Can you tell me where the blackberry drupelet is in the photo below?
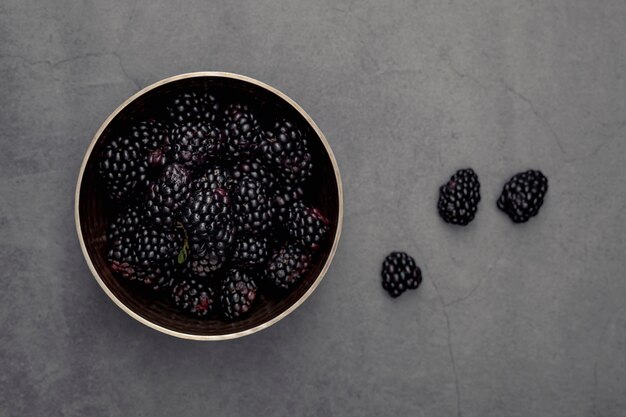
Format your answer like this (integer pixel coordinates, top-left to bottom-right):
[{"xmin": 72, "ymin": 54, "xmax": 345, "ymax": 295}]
[
  {"xmin": 265, "ymin": 244, "xmax": 311, "ymax": 290},
  {"xmin": 167, "ymin": 92, "xmax": 219, "ymax": 125},
  {"xmin": 172, "ymin": 280, "xmax": 215, "ymax": 317},
  {"xmin": 146, "ymin": 163, "xmax": 191, "ymax": 226},
  {"xmin": 168, "ymin": 122, "xmax": 223, "ymax": 166},
  {"xmin": 220, "ymin": 269, "xmax": 258, "ymax": 320},
  {"xmin": 230, "ymin": 176, "xmax": 274, "ymax": 234},
  {"xmin": 437, "ymin": 168, "xmax": 481, "ymax": 226},
  {"xmin": 130, "ymin": 120, "xmax": 170, "ymax": 167},
  {"xmin": 259, "ymin": 119, "xmax": 313, "ymax": 184},
  {"xmin": 223, "ymin": 104, "xmax": 263, "ymax": 157},
  {"xmin": 497, "ymin": 170, "xmax": 548, "ymax": 223},
  {"xmin": 181, "ymin": 187, "xmax": 234, "ymax": 272},
  {"xmin": 381, "ymin": 252, "xmax": 422, "ymax": 298},
  {"xmin": 98, "ymin": 136, "xmax": 149, "ymax": 200},
  {"xmin": 232, "ymin": 235, "xmax": 270, "ymax": 268},
  {"xmin": 286, "ymin": 201, "xmax": 329, "ymax": 250}
]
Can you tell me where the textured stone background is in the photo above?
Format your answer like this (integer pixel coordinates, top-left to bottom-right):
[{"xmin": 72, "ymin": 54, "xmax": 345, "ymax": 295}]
[{"xmin": 1, "ymin": 1, "xmax": 626, "ymax": 416}]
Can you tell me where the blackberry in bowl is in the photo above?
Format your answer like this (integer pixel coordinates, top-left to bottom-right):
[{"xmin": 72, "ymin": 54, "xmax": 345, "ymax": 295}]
[{"xmin": 75, "ymin": 72, "xmax": 343, "ymax": 340}]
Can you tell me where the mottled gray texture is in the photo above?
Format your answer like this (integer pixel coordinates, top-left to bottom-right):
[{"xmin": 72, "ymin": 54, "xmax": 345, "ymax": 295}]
[{"xmin": 1, "ymin": 0, "xmax": 626, "ymax": 416}]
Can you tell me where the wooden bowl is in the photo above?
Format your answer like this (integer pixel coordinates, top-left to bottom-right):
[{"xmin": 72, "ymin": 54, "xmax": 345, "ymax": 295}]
[{"xmin": 75, "ymin": 72, "xmax": 343, "ymax": 340}]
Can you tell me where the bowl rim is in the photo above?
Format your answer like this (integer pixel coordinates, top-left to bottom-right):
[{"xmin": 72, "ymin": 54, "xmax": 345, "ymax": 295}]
[{"xmin": 74, "ymin": 71, "xmax": 343, "ymax": 341}]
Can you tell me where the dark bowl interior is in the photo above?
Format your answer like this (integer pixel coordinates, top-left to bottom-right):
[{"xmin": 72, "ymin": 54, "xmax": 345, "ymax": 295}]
[{"xmin": 78, "ymin": 74, "xmax": 341, "ymax": 338}]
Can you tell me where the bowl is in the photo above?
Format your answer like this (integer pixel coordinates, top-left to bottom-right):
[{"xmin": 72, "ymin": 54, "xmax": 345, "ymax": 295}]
[{"xmin": 75, "ymin": 72, "xmax": 343, "ymax": 340}]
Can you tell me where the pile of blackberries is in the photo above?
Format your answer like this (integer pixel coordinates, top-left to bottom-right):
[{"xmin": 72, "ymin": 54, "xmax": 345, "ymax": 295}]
[{"xmin": 99, "ymin": 91, "xmax": 330, "ymax": 320}]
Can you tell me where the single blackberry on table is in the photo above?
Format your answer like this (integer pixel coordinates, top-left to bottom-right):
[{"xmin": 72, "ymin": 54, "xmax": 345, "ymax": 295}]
[
  {"xmin": 286, "ymin": 201, "xmax": 329, "ymax": 250},
  {"xmin": 167, "ymin": 92, "xmax": 219, "ymax": 125},
  {"xmin": 230, "ymin": 159, "xmax": 275, "ymax": 190},
  {"xmin": 265, "ymin": 244, "xmax": 311, "ymax": 290},
  {"xmin": 273, "ymin": 185, "xmax": 304, "ymax": 223},
  {"xmin": 223, "ymin": 104, "xmax": 263, "ymax": 157},
  {"xmin": 168, "ymin": 122, "xmax": 223, "ymax": 166},
  {"xmin": 381, "ymin": 252, "xmax": 422, "ymax": 298},
  {"xmin": 497, "ymin": 170, "xmax": 548, "ymax": 223},
  {"xmin": 232, "ymin": 235, "xmax": 270, "ymax": 268},
  {"xmin": 192, "ymin": 165, "xmax": 231, "ymax": 192},
  {"xmin": 130, "ymin": 120, "xmax": 170, "ymax": 167},
  {"xmin": 133, "ymin": 223, "xmax": 184, "ymax": 290},
  {"xmin": 220, "ymin": 269, "xmax": 258, "ymax": 320},
  {"xmin": 98, "ymin": 136, "xmax": 149, "ymax": 200},
  {"xmin": 181, "ymin": 187, "xmax": 234, "ymax": 272},
  {"xmin": 230, "ymin": 176, "xmax": 274, "ymax": 234},
  {"xmin": 146, "ymin": 163, "xmax": 191, "ymax": 226},
  {"xmin": 172, "ymin": 279, "xmax": 215, "ymax": 317},
  {"xmin": 107, "ymin": 205, "xmax": 145, "ymax": 280},
  {"xmin": 259, "ymin": 119, "xmax": 313, "ymax": 184},
  {"xmin": 437, "ymin": 168, "xmax": 481, "ymax": 226}
]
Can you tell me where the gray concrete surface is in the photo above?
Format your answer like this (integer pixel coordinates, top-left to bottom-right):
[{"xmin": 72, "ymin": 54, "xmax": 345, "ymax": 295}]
[{"xmin": 1, "ymin": 0, "xmax": 626, "ymax": 416}]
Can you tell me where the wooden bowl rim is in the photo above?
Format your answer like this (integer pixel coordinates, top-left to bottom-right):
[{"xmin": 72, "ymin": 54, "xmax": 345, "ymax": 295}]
[{"xmin": 74, "ymin": 71, "xmax": 344, "ymax": 341}]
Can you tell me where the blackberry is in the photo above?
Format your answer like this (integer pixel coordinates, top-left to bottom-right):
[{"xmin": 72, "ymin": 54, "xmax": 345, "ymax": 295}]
[
  {"xmin": 265, "ymin": 244, "xmax": 311, "ymax": 290},
  {"xmin": 192, "ymin": 165, "xmax": 231, "ymax": 192},
  {"xmin": 108, "ymin": 235, "xmax": 136, "ymax": 280},
  {"xmin": 146, "ymin": 164, "xmax": 191, "ymax": 226},
  {"xmin": 133, "ymin": 224, "xmax": 184, "ymax": 290},
  {"xmin": 182, "ymin": 187, "xmax": 232, "ymax": 241},
  {"xmin": 98, "ymin": 136, "xmax": 149, "ymax": 200},
  {"xmin": 107, "ymin": 206, "xmax": 183, "ymax": 290},
  {"xmin": 381, "ymin": 252, "xmax": 422, "ymax": 298},
  {"xmin": 273, "ymin": 185, "xmax": 304, "ymax": 223},
  {"xmin": 138, "ymin": 262, "xmax": 178, "ymax": 290},
  {"xmin": 230, "ymin": 159, "xmax": 275, "ymax": 190},
  {"xmin": 107, "ymin": 204, "xmax": 144, "ymax": 246},
  {"xmin": 168, "ymin": 122, "xmax": 223, "ymax": 166},
  {"xmin": 107, "ymin": 205, "xmax": 144, "ymax": 280},
  {"xmin": 130, "ymin": 120, "xmax": 169, "ymax": 167},
  {"xmin": 223, "ymin": 104, "xmax": 263, "ymax": 157},
  {"xmin": 172, "ymin": 280, "xmax": 215, "ymax": 317},
  {"xmin": 437, "ymin": 168, "xmax": 481, "ymax": 226},
  {"xmin": 167, "ymin": 92, "xmax": 219, "ymax": 125},
  {"xmin": 232, "ymin": 235, "xmax": 270, "ymax": 268},
  {"xmin": 259, "ymin": 120, "xmax": 313, "ymax": 184},
  {"xmin": 181, "ymin": 188, "xmax": 234, "ymax": 272},
  {"xmin": 187, "ymin": 254, "xmax": 218, "ymax": 279},
  {"xmin": 231, "ymin": 176, "xmax": 274, "ymax": 234},
  {"xmin": 497, "ymin": 170, "xmax": 548, "ymax": 223},
  {"xmin": 220, "ymin": 269, "xmax": 258, "ymax": 320},
  {"xmin": 286, "ymin": 202, "xmax": 329, "ymax": 250}
]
